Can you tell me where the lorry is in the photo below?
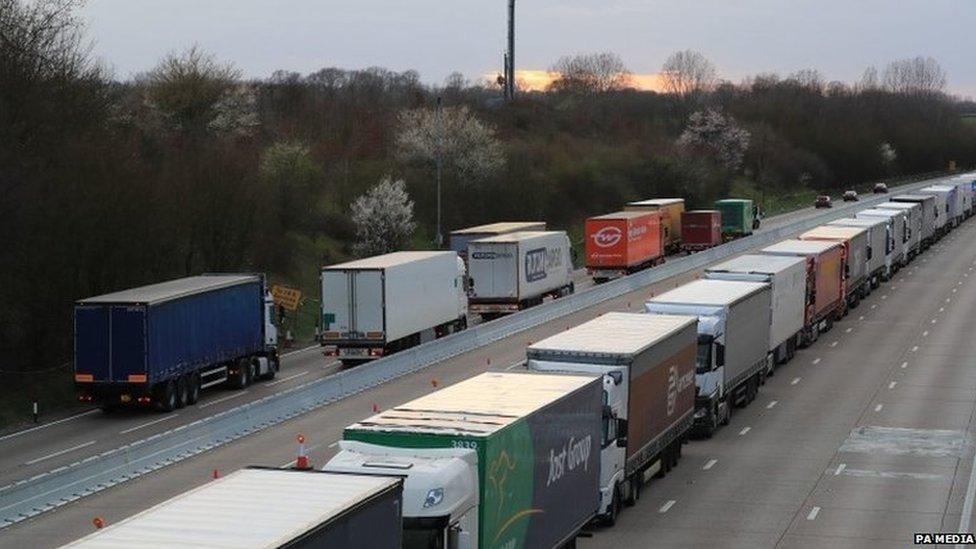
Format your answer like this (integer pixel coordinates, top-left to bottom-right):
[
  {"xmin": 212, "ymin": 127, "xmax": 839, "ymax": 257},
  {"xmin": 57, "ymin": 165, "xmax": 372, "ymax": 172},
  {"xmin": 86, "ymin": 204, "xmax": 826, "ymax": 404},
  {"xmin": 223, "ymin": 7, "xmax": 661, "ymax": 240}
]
[
  {"xmin": 920, "ymin": 185, "xmax": 958, "ymax": 230},
  {"xmin": 761, "ymin": 239, "xmax": 846, "ymax": 343},
  {"xmin": 624, "ymin": 198, "xmax": 685, "ymax": 253},
  {"xmin": 449, "ymin": 222, "xmax": 547, "ymax": 261},
  {"xmin": 713, "ymin": 198, "xmax": 760, "ymax": 239},
  {"xmin": 954, "ymin": 178, "xmax": 973, "ymax": 219},
  {"xmin": 324, "ymin": 372, "xmax": 602, "ymax": 549},
  {"xmin": 800, "ymin": 225, "xmax": 871, "ymax": 307},
  {"xmin": 584, "ymin": 210, "xmax": 664, "ymax": 282},
  {"xmin": 467, "ymin": 231, "xmax": 574, "ymax": 319},
  {"xmin": 680, "ymin": 210, "xmax": 723, "ymax": 252},
  {"xmin": 320, "ymin": 251, "xmax": 468, "ymax": 364},
  {"xmin": 645, "ymin": 280, "xmax": 772, "ymax": 437},
  {"xmin": 875, "ymin": 201, "xmax": 923, "ymax": 260},
  {"xmin": 891, "ymin": 194, "xmax": 938, "ymax": 247},
  {"xmin": 704, "ymin": 254, "xmax": 807, "ymax": 365},
  {"xmin": 64, "ymin": 468, "xmax": 404, "ymax": 549},
  {"xmin": 525, "ymin": 312, "xmax": 696, "ymax": 524},
  {"xmin": 828, "ymin": 216, "xmax": 891, "ymax": 284},
  {"xmin": 856, "ymin": 208, "xmax": 909, "ymax": 270},
  {"xmin": 74, "ymin": 274, "xmax": 278, "ymax": 413}
]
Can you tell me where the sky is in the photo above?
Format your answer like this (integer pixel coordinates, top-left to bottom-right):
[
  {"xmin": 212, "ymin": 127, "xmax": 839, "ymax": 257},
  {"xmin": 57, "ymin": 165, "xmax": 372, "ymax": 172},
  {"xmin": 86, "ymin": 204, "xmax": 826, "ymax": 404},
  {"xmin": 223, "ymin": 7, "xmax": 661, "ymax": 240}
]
[{"xmin": 82, "ymin": 0, "xmax": 975, "ymax": 97}]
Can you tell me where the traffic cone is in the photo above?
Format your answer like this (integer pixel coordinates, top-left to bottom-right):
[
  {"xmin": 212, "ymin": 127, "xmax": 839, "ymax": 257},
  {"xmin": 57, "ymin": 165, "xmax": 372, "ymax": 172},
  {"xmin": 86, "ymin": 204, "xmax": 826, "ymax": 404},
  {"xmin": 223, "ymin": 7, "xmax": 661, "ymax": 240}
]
[
  {"xmin": 294, "ymin": 434, "xmax": 311, "ymax": 470},
  {"xmin": 372, "ymin": 403, "xmax": 380, "ymax": 413},
  {"xmin": 212, "ymin": 469, "xmax": 220, "ymax": 479},
  {"xmin": 93, "ymin": 517, "xmax": 105, "ymax": 529},
  {"xmin": 431, "ymin": 379, "xmax": 439, "ymax": 388}
]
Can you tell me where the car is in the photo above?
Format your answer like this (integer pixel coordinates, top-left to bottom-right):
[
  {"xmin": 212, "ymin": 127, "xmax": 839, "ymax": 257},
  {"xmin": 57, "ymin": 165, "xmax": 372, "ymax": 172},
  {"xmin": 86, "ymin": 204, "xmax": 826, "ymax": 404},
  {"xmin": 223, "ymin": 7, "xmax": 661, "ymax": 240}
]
[
  {"xmin": 843, "ymin": 190, "xmax": 859, "ymax": 202},
  {"xmin": 873, "ymin": 182, "xmax": 889, "ymax": 194},
  {"xmin": 815, "ymin": 195, "xmax": 832, "ymax": 208}
]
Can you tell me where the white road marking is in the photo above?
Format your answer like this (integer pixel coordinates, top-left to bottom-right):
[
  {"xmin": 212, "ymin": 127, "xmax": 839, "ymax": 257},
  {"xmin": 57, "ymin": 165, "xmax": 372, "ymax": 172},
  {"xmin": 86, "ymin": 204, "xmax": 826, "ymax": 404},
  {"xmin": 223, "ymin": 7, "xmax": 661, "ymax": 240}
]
[
  {"xmin": 875, "ymin": 404, "xmax": 884, "ymax": 412},
  {"xmin": 281, "ymin": 345, "xmax": 320, "ymax": 358},
  {"xmin": 923, "ymin": 331, "xmax": 929, "ymax": 337},
  {"xmin": 901, "ymin": 362, "xmax": 908, "ymax": 369},
  {"xmin": 199, "ymin": 391, "xmax": 249, "ymax": 409},
  {"xmin": 939, "ymin": 307, "xmax": 944, "ymax": 313},
  {"xmin": 119, "ymin": 414, "xmax": 179, "ymax": 435},
  {"xmin": 24, "ymin": 440, "xmax": 96, "ymax": 465},
  {"xmin": 739, "ymin": 426, "xmax": 751, "ymax": 436},
  {"xmin": 703, "ymin": 459, "xmax": 717, "ymax": 470},
  {"xmin": 953, "ymin": 288, "xmax": 958, "ymax": 293},
  {"xmin": 807, "ymin": 506, "xmax": 821, "ymax": 520},
  {"xmin": 889, "ymin": 381, "xmax": 897, "ymax": 390},
  {"xmin": 881, "ymin": 295, "xmax": 887, "ymax": 300},
  {"xmin": 328, "ymin": 441, "xmax": 339, "ymax": 449},
  {"xmin": 505, "ymin": 361, "xmax": 526, "ymax": 371},
  {"xmin": 871, "ymin": 304, "xmax": 877, "ymax": 309},
  {"xmin": 931, "ymin": 319, "xmax": 937, "ymax": 324},
  {"xmin": 659, "ymin": 500, "xmax": 676, "ymax": 513},
  {"xmin": 791, "ymin": 377, "xmax": 801, "ymax": 385},
  {"xmin": 946, "ymin": 298, "xmax": 951, "ymax": 303},
  {"xmin": 834, "ymin": 463, "xmax": 847, "ymax": 476},
  {"xmin": 813, "ymin": 358, "xmax": 822, "ymax": 364},
  {"xmin": 767, "ymin": 400, "xmax": 778, "ymax": 409},
  {"xmin": 858, "ymin": 316, "xmax": 865, "ymax": 321},
  {"xmin": 0, "ymin": 409, "xmax": 100, "ymax": 442},
  {"xmin": 829, "ymin": 341, "xmax": 837, "ymax": 348},
  {"xmin": 911, "ymin": 346, "xmax": 919, "ymax": 353},
  {"xmin": 265, "ymin": 371, "xmax": 310, "ymax": 386},
  {"xmin": 845, "ymin": 327, "xmax": 853, "ymax": 333}
]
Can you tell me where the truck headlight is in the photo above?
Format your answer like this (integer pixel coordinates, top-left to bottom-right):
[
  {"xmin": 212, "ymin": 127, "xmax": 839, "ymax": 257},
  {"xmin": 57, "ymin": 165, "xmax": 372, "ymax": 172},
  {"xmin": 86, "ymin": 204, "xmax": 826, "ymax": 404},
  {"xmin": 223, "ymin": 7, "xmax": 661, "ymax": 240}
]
[{"xmin": 423, "ymin": 487, "xmax": 444, "ymax": 508}]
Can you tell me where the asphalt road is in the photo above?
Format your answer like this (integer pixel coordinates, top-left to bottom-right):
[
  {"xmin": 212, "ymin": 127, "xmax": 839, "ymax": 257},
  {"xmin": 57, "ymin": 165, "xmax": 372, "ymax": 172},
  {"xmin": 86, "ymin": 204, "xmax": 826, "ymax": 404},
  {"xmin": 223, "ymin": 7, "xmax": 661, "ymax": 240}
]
[{"xmin": 0, "ymin": 176, "xmax": 959, "ymax": 546}]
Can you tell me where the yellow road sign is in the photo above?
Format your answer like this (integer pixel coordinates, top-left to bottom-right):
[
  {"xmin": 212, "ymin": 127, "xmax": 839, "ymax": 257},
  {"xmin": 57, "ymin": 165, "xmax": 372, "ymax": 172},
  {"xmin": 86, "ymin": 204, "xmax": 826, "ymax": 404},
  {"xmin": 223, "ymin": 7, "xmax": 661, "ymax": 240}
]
[{"xmin": 271, "ymin": 284, "xmax": 302, "ymax": 311}]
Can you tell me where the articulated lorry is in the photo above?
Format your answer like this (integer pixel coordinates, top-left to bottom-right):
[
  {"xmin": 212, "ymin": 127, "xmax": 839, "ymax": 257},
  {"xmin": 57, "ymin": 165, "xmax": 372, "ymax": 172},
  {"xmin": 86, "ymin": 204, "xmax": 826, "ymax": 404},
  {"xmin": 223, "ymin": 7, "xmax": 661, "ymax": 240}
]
[
  {"xmin": 705, "ymin": 254, "xmax": 807, "ymax": 365},
  {"xmin": 920, "ymin": 185, "xmax": 958, "ymax": 230},
  {"xmin": 525, "ymin": 312, "xmax": 696, "ymax": 524},
  {"xmin": 645, "ymin": 280, "xmax": 772, "ymax": 437},
  {"xmin": 74, "ymin": 275, "xmax": 278, "ymax": 412},
  {"xmin": 320, "ymin": 252, "xmax": 468, "ymax": 364},
  {"xmin": 761, "ymin": 239, "xmax": 846, "ymax": 343},
  {"xmin": 953, "ymin": 176, "xmax": 974, "ymax": 218},
  {"xmin": 714, "ymin": 198, "xmax": 760, "ymax": 239},
  {"xmin": 680, "ymin": 210, "xmax": 723, "ymax": 252},
  {"xmin": 856, "ymin": 208, "xmax": 909, "ymax": 270},
  {"xmin": 891, "ymin": 194, "xmax": 938, "ymax": 247},
  {"xmin": 584, "ymin": 211, "xmax": 664, "ymax": 282},
  {"xmin": 625, "ymin": 198, "xmax": 685, "ymax": 253},
  {"xmin": 64, "ymin": 468, "xmax": 404, "ymax": 548},
  {"xmin": 449, "ymin": 222, "xmax": 547, "ymax": 261},
  {"xmin": 325, "ymin": 372, "xmax": 602, "ymax": 549},
  {"xmin": 875, "ymin": 201, "xmax": 923, "ymax": 260},
  {"xmin": 828, "ymin": 216, "xmax": 891, "ymax": 284},
  {"xmin": 800, "ymin": 225, "xmax": 871, "ymax": 307},
  {"xmin": 468, "ymin": 231, "xmax": 574, "ymax": 319}
]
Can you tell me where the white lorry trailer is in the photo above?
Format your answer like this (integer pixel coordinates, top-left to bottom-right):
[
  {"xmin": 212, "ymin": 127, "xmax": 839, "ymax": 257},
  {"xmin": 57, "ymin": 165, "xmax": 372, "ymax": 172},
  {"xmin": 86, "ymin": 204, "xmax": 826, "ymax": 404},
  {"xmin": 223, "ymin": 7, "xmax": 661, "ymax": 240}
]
[
  {"xmin": 875, "ymin": 201, "xmax": 923, "ymax": 260},
  {"xmin": 467, "ymin": 231, "xmax": 574, "ymax": 319},
  {"xmin": 646, "ymin": 280, "xmax": 772, "ymax": 437},
  {"xmin": 64, "ymin": 468, "xmax": 404, "ymax": 548},
  {"xmin": 320, "ymin": 251, "xmax": 468, "ymax": 364},
  {"xmin": 828, "ymin": 216, "xmax": 891, "ymax": 284},
  {"xmin": 324, "ymin": 372, "xmax": 602, "ymax": 549},
  {"xmin": 856, "ymin": 208, "xmax": 909, "ymax": 270},
  {"xmin": 449, "ymin": 222, "xmax": 547, "ymax": 261},
  {"xmin": 891, "ymin": 194, "xmax": 938, "ymax": 247},
  {"xmin": 704, "ymin": 254, "xmax": 806, "ymax": 366},
  {"xmin": 525, "ymin": 312, "xmax": 696, "ymax": 525},
  {"xmin": 920, "ymin": 185, "xmax": 958, "ymax": 230}
]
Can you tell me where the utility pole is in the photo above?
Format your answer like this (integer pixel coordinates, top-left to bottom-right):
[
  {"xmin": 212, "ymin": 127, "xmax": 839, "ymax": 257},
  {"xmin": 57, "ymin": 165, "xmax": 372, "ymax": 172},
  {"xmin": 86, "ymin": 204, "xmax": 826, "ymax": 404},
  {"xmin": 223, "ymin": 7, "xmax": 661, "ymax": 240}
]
[
  {"xmin": 506, "ymin": 0, "xmax": 515, "ymax": 100},
  {"xmin": 435, "ymin": 96, "xmax": 444, "ymax": 247}
]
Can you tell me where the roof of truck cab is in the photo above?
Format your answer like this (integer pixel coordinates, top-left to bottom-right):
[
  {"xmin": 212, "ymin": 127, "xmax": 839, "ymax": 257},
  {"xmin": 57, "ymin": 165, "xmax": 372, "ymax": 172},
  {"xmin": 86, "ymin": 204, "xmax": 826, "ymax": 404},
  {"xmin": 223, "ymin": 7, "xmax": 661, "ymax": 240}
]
[
  {"xmin": 324, "ymin": 251, "xmax": 453, "ymax": 270},
  {"xmin": 471, "ymin": 230, "xmax": 563, "ymax": 243},
  {"xmin": 857, "ymin": 209, "xmax": 903, "ymax": 218},
  {"xmin": 347, "ymin": 372, "xmax": 595, "ymax": 437},
  {"xmin": 626, "ymin": 198, "xmax": 684, "ymax": 207},
  {"xmin": 876, "ymin": 201, "xmax": 919, "ymax": 210},
  {"xmin": 707, "ymin": 254, "xmax": 805, "ymax": 276},
  {"xmin": 648, "ymin": 279, "xmax": 767, "ymax": 306},
  {"xmin": 762, "ymin": 239, "xmax": 841, "ymax": 255},
  {"xmin": 449, "ymin": 221, "xmax": 545, "ymax": 235},
  {"xmin": 588, "ymin": 210, "xmax": 658, "ymax": 221},
  {"xmin": 527, "ymin": 312, "xmax": 695, "ymax": 357},
  {"xmin": 828, "ymin": 217, "xmax": 887, "ymax": 228},
  {"xmin": 64, "ymin": 468, "xmax": 400, "ymax": 548},
  {"xmin": 78, "ymin": 275, "xmax": 260, "ymax": 306}
]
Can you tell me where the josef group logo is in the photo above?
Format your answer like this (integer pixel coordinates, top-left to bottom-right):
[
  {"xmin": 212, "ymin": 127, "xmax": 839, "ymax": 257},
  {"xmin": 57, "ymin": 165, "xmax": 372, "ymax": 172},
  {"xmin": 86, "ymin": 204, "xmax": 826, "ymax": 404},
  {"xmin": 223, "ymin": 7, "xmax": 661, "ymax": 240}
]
[{"xmin": 591, "ymin": 226, "xmax": 622, "ymax": 248}]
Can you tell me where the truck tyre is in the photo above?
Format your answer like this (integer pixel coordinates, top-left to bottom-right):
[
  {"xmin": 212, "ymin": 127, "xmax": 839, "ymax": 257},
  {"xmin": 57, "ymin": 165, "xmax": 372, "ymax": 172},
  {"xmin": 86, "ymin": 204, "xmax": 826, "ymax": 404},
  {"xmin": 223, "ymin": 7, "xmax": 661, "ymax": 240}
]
[
  {"xmin": 230, "ymin": 360, "xmax": 248, "ymax": 389},
  {"xmin": 186, "ymin": 372, "xmax": 200, "ymax": 405},
  {"xmin": 156, "ymin": 380, "xmax": 177, "ymax": 413},
  {"xmin": 604, "ymin": 487, "xmax": 621, "ymax": 526},
  {"xmin": 175, "ymin": 375, "xmax": 188, "ymax": 409},
  {"xmin": 264, "ymin": 357, "xmax": 277, "ymax": 380},
  {"xmin": 625, "ymin": 477, "xmax": 641, "ymax": 506},
  {"xmin": 244, "ymin": 359, "xmax": 255, "ymax": 387}
]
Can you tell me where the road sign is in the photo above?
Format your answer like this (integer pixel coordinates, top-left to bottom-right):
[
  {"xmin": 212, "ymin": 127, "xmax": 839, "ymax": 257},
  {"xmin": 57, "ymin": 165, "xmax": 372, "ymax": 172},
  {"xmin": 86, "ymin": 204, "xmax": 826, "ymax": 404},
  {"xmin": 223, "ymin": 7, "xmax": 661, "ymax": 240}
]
[{"xmin": 271, "ymin": 285, "xmax": 302, "ymax": 311}]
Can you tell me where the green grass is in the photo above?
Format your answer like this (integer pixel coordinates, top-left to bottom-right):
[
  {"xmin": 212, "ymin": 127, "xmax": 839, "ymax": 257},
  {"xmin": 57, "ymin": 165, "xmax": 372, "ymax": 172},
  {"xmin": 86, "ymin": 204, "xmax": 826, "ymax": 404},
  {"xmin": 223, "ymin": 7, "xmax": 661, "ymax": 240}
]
[
  {"xmin": 962, "ymin": 114, "xmax": 976, "ymax": 127},
  {"xmin": 728, "ymin": 179, "xmax": 819, "ymax": 218}
]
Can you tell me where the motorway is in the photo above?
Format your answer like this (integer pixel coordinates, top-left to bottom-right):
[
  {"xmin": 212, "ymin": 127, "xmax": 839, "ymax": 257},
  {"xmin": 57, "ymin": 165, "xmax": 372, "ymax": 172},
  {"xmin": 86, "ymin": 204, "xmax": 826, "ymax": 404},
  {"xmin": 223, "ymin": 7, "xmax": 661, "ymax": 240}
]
[{"xmin": 0, "ymin": 176, "xmax": 964, "ymax": 546}]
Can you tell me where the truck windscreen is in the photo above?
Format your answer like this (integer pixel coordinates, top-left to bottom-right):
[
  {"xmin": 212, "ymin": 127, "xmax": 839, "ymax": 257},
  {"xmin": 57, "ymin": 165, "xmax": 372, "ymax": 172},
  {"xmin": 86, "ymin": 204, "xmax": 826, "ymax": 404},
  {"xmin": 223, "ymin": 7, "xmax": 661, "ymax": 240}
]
[{"xmin": 696, "ymin": 335, "xmax": 713, "ymax": 374}]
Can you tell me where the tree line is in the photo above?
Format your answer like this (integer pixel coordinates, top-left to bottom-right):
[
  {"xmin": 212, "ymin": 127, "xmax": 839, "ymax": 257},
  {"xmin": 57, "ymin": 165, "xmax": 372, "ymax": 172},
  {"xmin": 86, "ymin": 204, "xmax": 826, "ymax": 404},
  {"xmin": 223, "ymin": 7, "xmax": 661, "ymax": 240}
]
[{"xmin": 1, "ymin": 0, "xmax": 974, "ymax": 423}]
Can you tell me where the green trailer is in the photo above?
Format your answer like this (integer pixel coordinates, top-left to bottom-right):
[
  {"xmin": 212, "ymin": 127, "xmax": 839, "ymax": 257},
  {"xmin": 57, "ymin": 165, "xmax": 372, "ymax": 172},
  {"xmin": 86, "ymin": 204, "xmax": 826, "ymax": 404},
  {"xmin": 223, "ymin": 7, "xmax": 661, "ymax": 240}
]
[
  {"xmin": 325, "ymin": 372, "xmax": 602, "ymax": 549},
  {"xmin": 714, "ymin": 198, "xmax": 759, "ymax": 238}
]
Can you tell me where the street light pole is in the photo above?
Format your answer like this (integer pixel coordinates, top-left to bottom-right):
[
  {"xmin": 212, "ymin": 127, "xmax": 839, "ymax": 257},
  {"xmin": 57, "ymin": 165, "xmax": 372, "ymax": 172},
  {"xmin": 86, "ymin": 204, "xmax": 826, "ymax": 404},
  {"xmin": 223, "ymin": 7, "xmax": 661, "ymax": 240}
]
[
  {"xmin": 506, "ymin": 0, "xmax": 515, "ymax": 100},
  {"xmin": 435, "ymin": 96, "xmax": 444, "ymax": 247}
]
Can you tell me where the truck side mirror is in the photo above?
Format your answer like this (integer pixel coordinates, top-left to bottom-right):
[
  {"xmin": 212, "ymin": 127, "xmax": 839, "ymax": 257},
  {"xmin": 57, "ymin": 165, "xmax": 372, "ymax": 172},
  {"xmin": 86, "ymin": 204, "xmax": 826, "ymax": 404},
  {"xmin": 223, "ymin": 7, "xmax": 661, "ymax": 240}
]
[
  {"xmin": 715, "ymin": 343, "xmax": 725, "ymax": 368},
  {"xmin": 867, "ymin": 246, "xmax": 872, "ymax": 260}
]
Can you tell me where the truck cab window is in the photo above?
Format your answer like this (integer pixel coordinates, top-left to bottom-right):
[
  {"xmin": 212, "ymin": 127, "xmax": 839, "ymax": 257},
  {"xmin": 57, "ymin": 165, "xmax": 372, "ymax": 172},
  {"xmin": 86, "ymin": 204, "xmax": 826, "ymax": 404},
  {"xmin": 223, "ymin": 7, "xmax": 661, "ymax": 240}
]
[{"xmin": 696, "ymin": 336, "xmax": 713, "ymax": 374}]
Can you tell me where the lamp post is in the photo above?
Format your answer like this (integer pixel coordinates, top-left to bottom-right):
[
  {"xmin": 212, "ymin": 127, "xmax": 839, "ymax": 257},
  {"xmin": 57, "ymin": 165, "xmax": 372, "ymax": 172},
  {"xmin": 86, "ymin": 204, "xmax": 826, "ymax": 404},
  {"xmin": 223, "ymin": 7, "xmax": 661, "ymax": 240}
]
[{"xmin": 435, "ymin": 96, "xmax": 444, "ymax": 247}]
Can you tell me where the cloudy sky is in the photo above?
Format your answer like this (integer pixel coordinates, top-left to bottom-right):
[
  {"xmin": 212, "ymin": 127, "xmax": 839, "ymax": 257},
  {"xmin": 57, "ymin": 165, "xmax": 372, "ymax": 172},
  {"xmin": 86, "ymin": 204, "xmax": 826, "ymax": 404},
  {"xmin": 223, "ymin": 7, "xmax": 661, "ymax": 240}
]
[{"xmin": 82, "ymin": 0, "xmax": 975, "ymax": 97}]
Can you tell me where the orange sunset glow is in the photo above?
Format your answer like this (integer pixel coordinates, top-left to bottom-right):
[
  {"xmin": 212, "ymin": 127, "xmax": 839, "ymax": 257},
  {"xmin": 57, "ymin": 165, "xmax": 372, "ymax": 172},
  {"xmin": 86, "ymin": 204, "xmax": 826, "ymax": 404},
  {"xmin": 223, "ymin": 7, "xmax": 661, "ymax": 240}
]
[{"xmin": 487, "ymin": 70, "xmax": 666, "ymax": 92}]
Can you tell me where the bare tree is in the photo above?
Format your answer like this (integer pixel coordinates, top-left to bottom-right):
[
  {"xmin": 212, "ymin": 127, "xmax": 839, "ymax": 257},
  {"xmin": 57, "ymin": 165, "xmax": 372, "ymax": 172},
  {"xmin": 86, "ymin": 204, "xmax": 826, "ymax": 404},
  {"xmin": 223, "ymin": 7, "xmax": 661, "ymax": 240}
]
[
  {"xmin": 396, "ymin": 105, "xmax": 504, "ymax": 183},
  {"xmin": 788, "ymin": 69, "xmax": 825, "ymax": 94},
  {"xmin": 859, "ymin": 66, "xmax": 880, "ymax": 91},
  {"xmin": 547, "ymin": 52, "xmax": 632, "ymax": 94},
  {"xmin": 351, "ymin": 177, "xmax": 417, "ymax": 257},
  {"xmin": 661, "ymin": 50, "xmax": 717, "ymax": 97},
  {"xmin": 678, "ymin": 109, "xmax": 751, "ymax": 170},
  {"xmin": 882, "ymin": 56, "xmax": 947, "ymax": 95}
]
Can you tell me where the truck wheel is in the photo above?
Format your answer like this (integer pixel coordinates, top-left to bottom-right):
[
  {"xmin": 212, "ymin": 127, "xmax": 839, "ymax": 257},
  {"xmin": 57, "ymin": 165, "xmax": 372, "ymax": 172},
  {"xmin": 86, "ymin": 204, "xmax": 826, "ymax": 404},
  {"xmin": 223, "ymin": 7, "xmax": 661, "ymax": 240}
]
[
  {"xmin": 244, "ymin": 359, "xmax": 256, "ymax": 387},
  {"xmin": 230, "ymin": 360, "xmax": 248, "ymax": 389},
  {"xmin": 604, "ymin": 488, "xmax": 620, "ymax": 526},
  {"xmin": 625, "ymin": 477, "xmax": 641, "ymax": 506},
  {"xmin": 186, "ymin": 372, "xmax": 200, "ymax": 405},
  {"xmin": 156, "ymin": 380, "xmax": 177, "ymax": 413},
  {"xmin": 175, "ymin": 375, "xmax": 188, "ymax": 409},
  {"xmin": 263, "ymin": 357, "xmax": 277, "ymax": 381}
]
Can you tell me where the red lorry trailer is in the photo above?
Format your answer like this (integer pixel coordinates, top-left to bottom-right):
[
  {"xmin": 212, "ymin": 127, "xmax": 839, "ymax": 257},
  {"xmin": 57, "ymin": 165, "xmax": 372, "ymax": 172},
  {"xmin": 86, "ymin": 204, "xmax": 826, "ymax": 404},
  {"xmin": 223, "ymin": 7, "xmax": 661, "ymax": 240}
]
[
  {"xmin": 680, "ymin": 210, "xmax": 722, "ymax": 252},
  {"xmin": 761, "ymin": 239, "xmax": 846, "ymax": 345},
  {"xmin": 585, "ymin": 210, "xmax": 664, "ymax": 282}
]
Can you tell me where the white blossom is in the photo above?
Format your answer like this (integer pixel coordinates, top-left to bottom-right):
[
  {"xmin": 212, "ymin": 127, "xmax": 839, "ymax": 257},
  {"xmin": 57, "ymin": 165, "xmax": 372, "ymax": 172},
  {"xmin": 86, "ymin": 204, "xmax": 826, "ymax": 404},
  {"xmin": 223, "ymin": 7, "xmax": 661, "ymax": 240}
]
[
  {"xmin": 209, "ymin": 84, "xmax": 260, "ymax": 138},
  {"xmin": 879, "ymin": 142, "xmax": 897, "ymax": 165},
  {"xmin": 351, "ymin": 177, "xmax": 417, "ymax": 257},
  {"xmin": 396, "ymin": 105, "xmax": 504, "ymax": 183},
  {"xmin": 678, "ymin": 109, "xmax": 751, "ymax": 171}
]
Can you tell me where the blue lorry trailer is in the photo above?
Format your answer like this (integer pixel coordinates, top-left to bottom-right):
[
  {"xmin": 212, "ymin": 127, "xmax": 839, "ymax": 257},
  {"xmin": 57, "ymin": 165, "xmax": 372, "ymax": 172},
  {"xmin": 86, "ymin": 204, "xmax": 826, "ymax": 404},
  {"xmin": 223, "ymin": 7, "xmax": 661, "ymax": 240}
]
[{"xmin": 74, "ymin": 275, "xmax": 279, "ymax": 412}]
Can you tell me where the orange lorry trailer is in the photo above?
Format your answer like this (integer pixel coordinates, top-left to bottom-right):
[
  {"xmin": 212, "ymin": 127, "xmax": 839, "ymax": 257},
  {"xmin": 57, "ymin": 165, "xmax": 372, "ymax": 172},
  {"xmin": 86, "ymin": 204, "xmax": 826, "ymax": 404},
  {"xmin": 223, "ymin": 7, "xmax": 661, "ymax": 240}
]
[{"xmin": 585, "ymin": 210, "xmax": 664, "ymax": 282}]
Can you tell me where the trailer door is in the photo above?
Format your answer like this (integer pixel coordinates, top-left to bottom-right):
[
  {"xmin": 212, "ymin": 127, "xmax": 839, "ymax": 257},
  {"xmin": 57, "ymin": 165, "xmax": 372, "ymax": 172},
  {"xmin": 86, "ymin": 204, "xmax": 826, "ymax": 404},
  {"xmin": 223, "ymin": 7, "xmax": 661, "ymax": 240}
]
[
  {"xmin": 352, "ymin": 270, "xmax": 384, "ymax": 337},
  {"xmin": 75, "ymin": 305, "xmax": 111, "ymax": 381},
  {"xmin": 110, "ymin": 305, "xmax": 146, "ymax": 382}
]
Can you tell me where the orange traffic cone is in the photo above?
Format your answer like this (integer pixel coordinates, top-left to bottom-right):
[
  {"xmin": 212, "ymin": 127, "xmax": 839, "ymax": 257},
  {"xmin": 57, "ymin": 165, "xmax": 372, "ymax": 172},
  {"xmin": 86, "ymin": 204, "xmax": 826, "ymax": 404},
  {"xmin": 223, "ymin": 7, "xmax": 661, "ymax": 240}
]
[
  {"xmin": 93, "ymin": 517, "xmax": 105, "ymax": 529},
  {"xmin": 294, "ymin": 434, "xmax": 311, "ymax": 470},
  {"xmin": 212, "ymin": 469, "xmax": 220, "ymax": 479}
]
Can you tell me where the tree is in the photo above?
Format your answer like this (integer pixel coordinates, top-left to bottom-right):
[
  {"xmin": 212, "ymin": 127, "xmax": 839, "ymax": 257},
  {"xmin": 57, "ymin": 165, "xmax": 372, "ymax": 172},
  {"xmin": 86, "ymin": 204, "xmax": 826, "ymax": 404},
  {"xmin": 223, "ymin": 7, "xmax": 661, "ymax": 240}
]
[
  {"xmin": 259, "ymin": 142, "xmax": 323, "ymax": 229},
  {"xmin": 882, "ymin": 56, "xmax": 947, "ymax": 96},
  {"xmin": 661, "ymin": 50, "xmax": 717, "ymax": 98},
  {"xmin": 351, "ymin": 177, "xmax": 417, "ymax": 257},
  {"xmin": 547, "ymin": 52, "xmax": 632, "ymax": 94},
  {"xmin": 678, "ymin": 109, "xmax": 751, "ymax": 170},
  {"xmin": 396, "ymin": 105, "xmax": 504, "ymax": 183}
]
